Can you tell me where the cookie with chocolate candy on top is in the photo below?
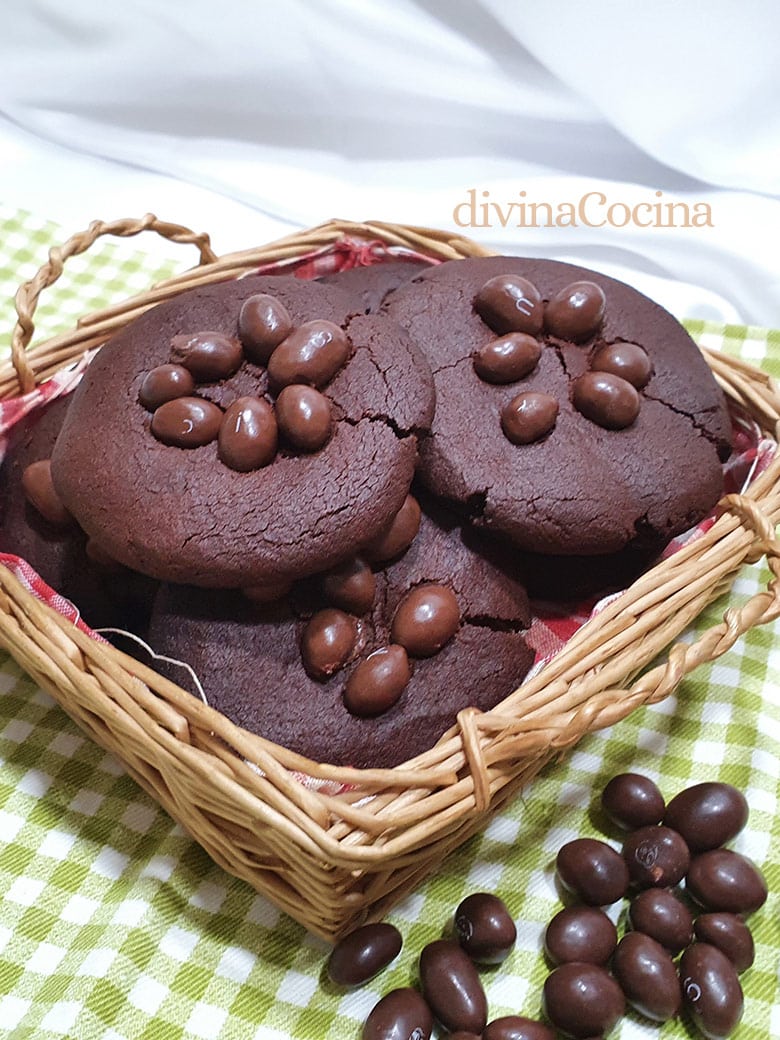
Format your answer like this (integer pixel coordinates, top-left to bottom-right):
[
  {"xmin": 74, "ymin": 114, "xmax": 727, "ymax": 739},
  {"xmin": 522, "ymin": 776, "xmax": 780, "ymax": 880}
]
[
  {"xmin": 385, "ymin": 257, "xmax": 732, "ymax": 556},
  {"xmin": 51, "ymin": 275, "xmax": 435, "ymax": 588},
  {"xmin": 145, "ymin": 493, "xmax": 533, "ymax": 768}
]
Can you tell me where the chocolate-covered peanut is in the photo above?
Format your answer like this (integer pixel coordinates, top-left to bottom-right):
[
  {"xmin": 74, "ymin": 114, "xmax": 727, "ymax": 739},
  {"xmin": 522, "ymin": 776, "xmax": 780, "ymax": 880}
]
[
  {"xmin": 680, "ymin": 943, "xmax": 744, "ymax": 1039},
  {"xmin": 419, "ymin": 939, "xmax": 488, "ymax": 1035},
  {"xmin": 301, "ymin": 608, "xmax": 360, "ymax": 681},
  {"xmin": 601, "ymin": 772, "xmax": 665, "ymax": 830},
  {"xmin": 612, "ymin": 932, "xmax": 681, "ymax": 1022},
  {"xmin": 542, "ymin": 962, "xmax": 625, "ymax": 1039},
  {"xmin": 590, "ymin": 341, "xmax": 652, "ymax": 388},
  {"xmin": 267, "ymin": 319, "xmax": 350, "ymax": 389},
  {"xmin": 21, "ymin": 459, "xmax": 72, "ymax": 527},
  {"xmin": 544, "ymin": 280, "xmax": 606, "ymax": 342},
  {"xmin": 501, "ymin": 392, "xmax": 558, "ymax": 445},
  {"xmin": 686, "ymin": 849, "xmax": 768, "ymax": 915},
  {"xmin": 475, "ymin": 274, "xmax": 544, "ymax": 336},
  {"xmin": 150, "ymin": 397, "xmax": 223, "ymax": 448},
  {"xmin": 663, "ymin": 782, "xmax": 749, "ymax": 853},
  {"xmin": 622, "ymin": 825, "xmax": 690, "ymax": 889},
  {"xmin": 170, "ymin": 331, "xmax": 243, "ymax": 382},
  {"xmin": 275, "ymin": 384, "xmax": 332, "ymax": 452},
  {"xmin": 327, "ymin": 922, "xmax": 402, "ymax": 987},
  {"xmin": 544, "ymin": 906, "xmax": 617, "ymax": 966},
  {"xmin": 694, "ymin": 914, "xmax": 755, "ymax": 973},
  {"xmin": 391, "ymin": 583, "xmax": 459, "ymax": 658},
  {"xmin": 322, "ymin": 557, "xmax": 376, "ymax": 614},
  {"xmin": 628, "ymin": 888, "xmax": 693, "ymax": 953},
  {"xmin": 473, "ymin": 333, "xmax": 541, "ymax": 384},
  {"xmin": 454, "ymin": 892, "xmax": 516, "ymax": 965},
  {"xmin": 343, "ymin": 645, "xmax": 411, "ymax": 717},
  {"xmin": 238, "ymin": 293, "xmax": 293, "ymax": 364},
  {"xmin": 218, "ymin": 396, "xmax": 277, "ymax": 471},
  {"xmin": 363, "ymin": 494, "xmax": 421, "ymax": 563},
  {"xmin": 362, "ymin": 988, "xmax": 433, "ymax": 1040},
  {"xmin": 138, "ymin": 363, "xmax": 195, "ymax": 410},
  {"xmin": 556, "ymin": 838, "xmax": 629, "ymax": 905},
  {"xmin": 573, "ymin": 371, "xmax": 641, "ymax": 430},
  {"xmin": 483, "ymin": 1017, "xmax": 555, "ymax": 1040}
]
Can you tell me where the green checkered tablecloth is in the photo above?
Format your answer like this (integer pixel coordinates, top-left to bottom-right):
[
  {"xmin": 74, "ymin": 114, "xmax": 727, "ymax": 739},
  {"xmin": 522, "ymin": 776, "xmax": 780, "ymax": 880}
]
[{"xmin": 0, "ymin": 204, "xmax": 778, "ymax": 1040}]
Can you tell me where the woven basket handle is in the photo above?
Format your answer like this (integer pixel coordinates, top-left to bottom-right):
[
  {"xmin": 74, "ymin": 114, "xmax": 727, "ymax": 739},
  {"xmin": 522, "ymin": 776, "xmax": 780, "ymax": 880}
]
[{"xmin": 11, "ymin": 213, "xmax": 218, "ymax": 393}]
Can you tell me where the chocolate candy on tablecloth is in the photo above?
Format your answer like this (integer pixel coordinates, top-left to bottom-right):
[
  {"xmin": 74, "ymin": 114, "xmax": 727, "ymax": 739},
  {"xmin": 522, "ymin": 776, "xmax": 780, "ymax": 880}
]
[
  {"xmin": 686, "ymin": 849, "xmax": 768, "ymax": 914},
  {"xmin": 501, "ymin": 392, "xmax": 558, "ymax": 445},
  {"xmin": 612, "ymin": 931, "xmax": 681, "ymax": 1022},
  {"xmin": 150, "ymin": 397, "xmax": 223, "ymax": 448},
  {"xmin": 363, "ymin": 493, "xmax": 422, "ymax": 563},
  {"xmin": 544, "ymin": 280, "xmax": 606, "ymax": 342},
  {"xmin": 473, "ymin": 333, "xmax": 541, "ymax": 384},
  {"xmin": 454, "ymin": 892, "xmax": 516, "ymax": 965},
  {"xmin": 138, "ymin": 363, "xmax": 196, "ymax": 410},
  {"xmin": 21, "ymin": 459, "xmax": 72, "ymax": 527},
  {"xmin": 475, "ymin": 274, "xmax": 544, "ymax": 336},
  {"xmin": 572, "ymin": 371, "xmax": 640, "ymax": 430},
  {"xmin": 343, "ymin": 645, "xmax": 412, "ymax": 717},
  {"xmin": 590, "ymin": 341, "xmax": 652, "ymax": 388},
  {"xmin": 663, "ymin": 782, "xmax": 749, "ymax": 853},
  {"xmin": 483, "ymin": 1017, "xmax": 556, "ymax": 1040},
  {"xmin": 300, "ymin": 608, "xmax": 362, "ymax": 681},
  {"xmin": 327, "ymin": 922, "xmax": 402, "ymax": 987},
  {"xmin": 275, "ymin": 384, "xmax": 332, "ymax": 452},
  {"xmin": 217, "ymin": 396, "xmax": 278, "ymax": 471},
  {"xmin": 267, "ymin": 319, "xmax": 350, "ymax": 390},
  {"xmin": 627, "ymin": 888, "xmax": 693, "ymax": 953},
  {"xmin": 556, "ymin": 838, "xmax": 630, "ymax": 905},
  {"xmin": 680, "ymin": 942, "xmax": 744, "ymax": 1039},
  {"xmin": 419, "ymin": 939, "xmax": 488, "ymax": 1035},
  {"xmin": 601, "ymin": 772, "xmax": 665, "ymax": 830},
  {"xmin": 542, "ymin": 962, "xmax": 625, "ymax": 1039},
  {"xmin": 171, "ymin": 330, "xmax": 243, "ymax": 381},
  {"xmin": 694, "ymin": 914, "xmax": 755, "ymax": 973},
  {"xmin": 322, "ymin": 557, "xmax": 376, "ymax": 614},
  {"xmin": 362, "ymin": 987, "xmax": 433, "ymax": 1040},
  {"xmin": 391, "ymin": 583, "xmax": 460, "ymax": 658},
  {"xmin": 238, "ymin": 292, "xmax": 293, "ymax": 363},
  {"xmin": 543, "ymin": 905, "xmax": 617, "ymax": 966},
  {"xmin": 622, "ymin": 825, "xmax": 690, "ymax": 889}
]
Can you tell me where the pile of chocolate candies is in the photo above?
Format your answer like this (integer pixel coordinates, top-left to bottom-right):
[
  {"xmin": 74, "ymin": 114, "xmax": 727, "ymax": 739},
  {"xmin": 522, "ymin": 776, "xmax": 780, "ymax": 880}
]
[{"xmin": 324, "ymin": 775, "xmax": 768, "ymax": 1040}]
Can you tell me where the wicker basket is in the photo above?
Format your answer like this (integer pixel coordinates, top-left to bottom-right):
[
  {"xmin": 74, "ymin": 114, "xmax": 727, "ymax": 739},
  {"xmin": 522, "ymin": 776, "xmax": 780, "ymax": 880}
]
[{"xmin": 1, "ymin": 215, "xmax": 779, "ymax": 942}]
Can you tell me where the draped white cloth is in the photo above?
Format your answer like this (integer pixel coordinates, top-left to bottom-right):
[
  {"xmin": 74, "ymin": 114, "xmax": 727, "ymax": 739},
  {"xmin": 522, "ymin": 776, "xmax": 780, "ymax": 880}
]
[{"xmin": 1, "ymin": 0, "xmax": 778, "ymax": 324}]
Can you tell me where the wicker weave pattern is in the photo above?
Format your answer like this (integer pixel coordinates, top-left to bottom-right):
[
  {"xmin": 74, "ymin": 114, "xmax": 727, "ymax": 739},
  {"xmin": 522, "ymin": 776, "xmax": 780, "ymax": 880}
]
[{"xmin": 0, "ymin": 216, "xmax": 778, "ymax": 940}]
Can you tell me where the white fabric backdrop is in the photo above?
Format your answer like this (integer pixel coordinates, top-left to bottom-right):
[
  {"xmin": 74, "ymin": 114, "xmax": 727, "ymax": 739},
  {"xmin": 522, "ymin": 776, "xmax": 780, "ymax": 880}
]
[{"xmin": 0, "ymin": 0, "xmax": 778, "ymax": 325}]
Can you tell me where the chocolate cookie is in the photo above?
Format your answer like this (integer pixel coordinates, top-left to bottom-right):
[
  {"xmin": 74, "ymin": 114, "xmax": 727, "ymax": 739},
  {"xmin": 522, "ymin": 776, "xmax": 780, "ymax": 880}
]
[
  {"xmin": 51, "ymin": 275, "xmax": 435, "ymax": 588},
  {"xmin": 319, "ymin": 260, "xmax": 430, "ymax": 313},
  {"xmin": 385, "ymin": 257, "xmax": 732, "ymax": 555},
  {"xmin": 145, "ymin": 496, "xmax": 533, "ymax": 768},
  {"xmin": 0, "ymin": 396, "xmax": 156, "ymax": 630}
]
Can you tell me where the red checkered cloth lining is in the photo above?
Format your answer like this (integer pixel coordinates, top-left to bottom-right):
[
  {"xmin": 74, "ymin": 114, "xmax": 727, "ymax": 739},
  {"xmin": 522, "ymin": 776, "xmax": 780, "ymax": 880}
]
[{"xmin": 0, "ymin": 238, "xmax": 774, "ymax": 784}]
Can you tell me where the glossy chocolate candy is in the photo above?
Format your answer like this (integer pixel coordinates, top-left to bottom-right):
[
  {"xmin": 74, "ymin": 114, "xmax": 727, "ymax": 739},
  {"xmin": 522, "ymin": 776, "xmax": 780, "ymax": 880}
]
[
  {"xmin": 663, "ymin": 782, "xmax": 749, "ymax": 853},
  {"xmin": 686, "ymin": 849, "xmax": 768, "ymax": 915},
  {"xmin": 473, "ymin": 333, "xmax": 541, "ymax": 384},
  {"xmin": 454, "ymin": 892, "xmax": 516, "ymax": 964},
  {"xmin": 300, "ymin": 608, "xmax": 360, "ymax": 681},
  {"xmin": 238, "ymin": 293, "xmax": 293, "ymax": 364},
  {"xmin": 138, "ymin": 363, "xmax": 195, "ymax": 410},
  {"xmin": 556, "ymin": 838, "xmax": 630, "ymax": 905},
  {"xmin": 693, "ymin": 914, "xmax": 755, "ymax": 973},
  {"xmin": 327, "ymin": 922, "xmax": 402, "ymax": 987},
  {"xmin": 544, "ymin": 906, "xmax": 617, "ymax": 966},
  {"xmin": 475, "ymin": 274, "xmax": 544, "ymax": 336},
  {"xmin": 501, "ymin": 392, "xmax": 558, "ymax": 445},
  {"xmin": 21, "ymin": 459, "xmax": 72, "ymax": 527},
  {"xmin": 680, "ymin": 943, "xmax": 744, "ymax": 1039},
  {"xmin": 483, "ymin": 1017, "xmax": 555, "ymax": 1040},
  {"xmin": 419, "ymin": 939, "xmax": 488, "ymax": 1035},
  {"xmin": 151, "ymin": 397, "xmax": 223, "ymax": 448},
  {"xmin": 542, "ymin": 962, "xmax": 625, "ymax": 1039},
  {"xmin": 601, "ymin": 772, "xmax": 665, "ymax": 830},
  {"xmin": 217, "ymin": 396, "xmax": 278, "ymax": 471},
  {"xmin": 362, "ymin": 987, "xmax": 433, "ymax": 1040},
  {"xmin": 267, "ymin": 319, "xmax": 350, "ymax": 389},
  {"xmin": 390, "ymin": 583, "xmax": 460, "ymax": 658},
  {"xmin": 590, "ymin": 341, "xmax": 652, "ymax": 388},
  {"xmin": 363, "ymin": 494, "xmax": 421, "ymax": 563},
  {"xmin": 612, "ymin": 932, "xmax": 681, "ymax": 1021},
  {"xmin": 622, "ymin": 825, "xmax": 690, "ymax": 889},
  {"xmin": 275, "ymin": 384, "xmax": 332, "ymax": 452},
  {"xmin": 170, "ymin": 331, "xmax": 243, "ymax": 381},
  {"xmin": 573, "ymin": 371, "xmax": 640, "ymax": 430},
  {"xmin": 627, "ymin": 888, "xmax": 693, "ymax": 953},
  {"xmin": 343, "ymin": 645, "xmax": 411, "ymax": 717},
  {"xmin": 544, "ymin": 281, "xmax": 606, "ymax": 342},
  {"xmin": 322, "ymin": 557, "xmax": 376, "ymax": 614}
]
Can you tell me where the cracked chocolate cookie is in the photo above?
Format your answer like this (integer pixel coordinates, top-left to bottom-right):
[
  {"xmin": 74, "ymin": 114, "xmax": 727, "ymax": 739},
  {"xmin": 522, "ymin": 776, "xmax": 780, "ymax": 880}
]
[
  {"xmin": 145, "ymin": 494, "xmax": 533, "ymax": 768},
  {"xmin": 51, "ymin": 275, "xmax": 435, "ymax": 588},
  {"xmin": 0, "ymin": 396, "xmax": 156, "ymax": 630},
  {"xmin": 385, "ymin": 257, "xmax": 732, "ymax": 555}
]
